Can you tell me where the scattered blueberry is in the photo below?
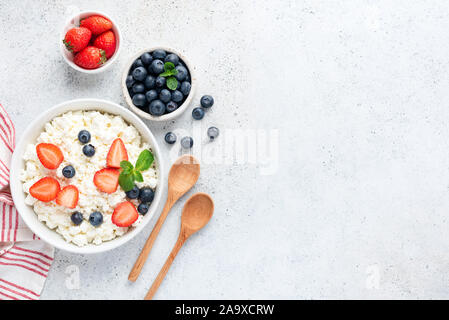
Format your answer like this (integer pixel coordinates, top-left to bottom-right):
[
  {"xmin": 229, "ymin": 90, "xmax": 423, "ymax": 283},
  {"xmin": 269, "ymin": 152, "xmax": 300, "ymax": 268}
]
[
  {"xmin": 164, "ymin": 53, "xmax": 179, "ymax": 65},
  {"xmin": 132, "ymin": 93, "xmax": 147, "ymax": 107},
  {"xmin": 132, "ymin": 66, "xmax": 148, "ymax": 81},
  {"xmin": 200, "ymin": 95, "xmax": 214, "ymax": 108},
  {"xmin": 175, "ymin": 65, "xmax": 188, "ymax": 81},
  {"xmin": 140, "ymin": 52, "xmax": 153, "ymax": 65},
  {"xmin": 82, "ymin": 144, "xmax": 95, "ymax": 157},
  {"xmin": 166, "ymin": 101, "xmax": 178, "ymax": 113},
  {"xmin": 146, "ymin": 90, "xmax": 158, "ymax": 103},
  {"xmin": 137, "ymin": 203, "xmax": 149, "ymax": 215},
  {"xmin": 171, "ymin": 90, "xmax": 183, "ymax": 103},
  {"xmin": 139, "ymin": 187, "xmax": 155, "ymax": 203},
  {"xmin": 192, "ymin": 107, "xmax": 205, "ymax": 120},
  {"xmin": 149, "ymin": 100, "xmax": 166, "ymax": 116},
  {"xmin": 125, "ymin": 185, "xmax": 140, "ymax": 199},
  {"xmin": 144, "ymin": 75, "xmax": 156, "ymax": 89},
  {"xmin": 62, "ymin": 165, "xmax": 76, "ymax": 178},
  {"xmin": 159, "ymin": 89, "xmax": 171, "ymax": 103},
  {"xmin": 132, "ymin": 82, "xmax": 145, "ymax": 93},
  {"xmin": 150, "ymin": 59, "xmax": 165, "ymax": 74},
  {"xmin": 155, "ymin": 76, "xmax": 166, "ymax": 88},
  {"xmin": 152, "ymin": 49, "xmax": 167, "ymax": 60},
  {"xmin": 181, "ymin": 136, "xmax": 194, "ymax": 149},
  {"xmin": 126, "ymin": 75, "xmax": 135, "ymax": 89},
  {"xmin": 132, "ymin": 59, "xmax": 144, "ymax": 69},
  {"xmin": 78, "ymin": 130, "xmax": 91, "ymax": 144},
  {"xmin": 71, "ymin": 212, "xmax": 83, "ymax": 225},
  {"xmin": 164, "ymin": 132, "xmax": 177, "ymax": 144},
  {"xmin": 180, "ymin": 81, "xmax": 191, "ymax": 96},
  {"xmin": 207, "ymin": 126, "xmax": 220, "ymax": 140},
  {"xmin": 89, "ymin": 211, "xmax": 103, "ymax": 227}
]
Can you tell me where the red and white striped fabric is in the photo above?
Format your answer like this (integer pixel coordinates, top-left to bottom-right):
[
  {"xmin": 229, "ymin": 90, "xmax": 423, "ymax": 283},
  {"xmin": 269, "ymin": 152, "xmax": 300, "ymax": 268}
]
[{"xmin": 0, "ymin": 104, "xmax": 54, "ymax": 300}]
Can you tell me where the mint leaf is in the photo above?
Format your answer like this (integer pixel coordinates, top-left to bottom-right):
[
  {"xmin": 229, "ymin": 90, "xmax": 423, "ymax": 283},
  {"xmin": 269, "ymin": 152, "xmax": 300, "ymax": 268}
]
[
  {"xmin": 166, "ymin": 77, "xmax": 178, "ymax": 91},
  {"xmin": 135, "ymin": 149, "xmax": 154, "ymax": 172},
  {"xmin": 120, "ymin": 160, "xmax": 133, "ymax": 170},
  {"xmin": 119, "ymin": 171, "xmax": 134, "ymax": 191},
  {"xmin": 159, "ymin": 71, "xmax": 172, "ymax": 77},
  {"xmin": 164, "ymin": 62, "xmax": 175, "ymax": 71},
  {"xmin": 133, "ymin": 170, "xmax": 143, "ymax": 182}
]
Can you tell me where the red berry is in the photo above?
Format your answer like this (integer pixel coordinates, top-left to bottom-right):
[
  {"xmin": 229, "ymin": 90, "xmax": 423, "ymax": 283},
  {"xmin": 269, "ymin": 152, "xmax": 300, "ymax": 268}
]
[
  {"xmin": 80, "ymin": 15, "xmax": 112, "ymax": 36},
  {"xmin": 29, "ymin": 177, "xmax": 60, "ymax": 202},
  {"xmin": 56, "ymin": 185, "xmax": 79, "ymax": 209},
  {"xmin": 112, "ymin": 201, "xmax": 138, "ymax": 227},
  {"xmin": 36, "ymin": 143, "xmax": 64, "ymax": 169},
  {"xmin": 93, "ymin": 31, "xmax": 116, "ymax": 59},
  {"xmin": 63, "ymin": 27, "xmax": 92, "ymax": 53},
  {"xmin": 93, "ymin": 168, "xmax": 119, "ymax": 194},
  {"xmin": 106, "ymin": 138, "xmax": 128, "ymax": 168},
  {"xmin": 74, "ymin": 46, "xmax": 107, "ymax": 69}
]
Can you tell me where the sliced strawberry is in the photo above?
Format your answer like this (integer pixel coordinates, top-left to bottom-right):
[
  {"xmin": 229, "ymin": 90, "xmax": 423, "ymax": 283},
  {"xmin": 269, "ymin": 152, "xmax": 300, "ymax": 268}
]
[
  {"xmin": 36, "ymin": 143, "xmax": 64, "ymax": 169},
  {"xmin": 56, "ymin": 185, "xmax": 79, "ymax": 209},
  {"xmin": 29, "ymin": 177, "xmax": 60, "ymax": 202},
  {"xmin": 93, "ymin": 168, "xmax": 119, "ymax": 193},
  {"xmin": 106, "ymin": 138, "xmax": 128, "ymax": 168},
  {"xmin": 112, "ymin": 201, "xmax": 138, "ymax": 227}
]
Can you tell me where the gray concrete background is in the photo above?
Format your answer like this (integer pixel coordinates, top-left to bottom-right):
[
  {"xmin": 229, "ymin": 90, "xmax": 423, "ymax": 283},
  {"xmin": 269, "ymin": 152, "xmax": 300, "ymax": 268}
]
[{"xmin": 2, "ymin": 0, "xmax": 449, "ymax": 299}]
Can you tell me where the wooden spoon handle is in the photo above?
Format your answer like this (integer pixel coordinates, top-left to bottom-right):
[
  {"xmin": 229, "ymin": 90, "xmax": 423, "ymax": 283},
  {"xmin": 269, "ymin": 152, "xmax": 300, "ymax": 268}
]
[
  {"xmin": 128, "ymin": 195, "xmax": 177, "ymax": 282},
  {"xmin": 145, "ymin": 234, "xmax": 186, "ymax": 300}
]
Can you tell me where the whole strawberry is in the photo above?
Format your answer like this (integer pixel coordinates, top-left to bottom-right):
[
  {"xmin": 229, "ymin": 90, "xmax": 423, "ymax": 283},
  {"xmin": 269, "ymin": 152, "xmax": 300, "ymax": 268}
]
[
  {"xmin": 63, "ymin": 27, "xmax": 92, "ymax": 53},
  {"xmin": 80, "ymin": 15, "xmax": 112, "ymax": 36},
  {"xmin": 93, "ymin": 31, "xmax": 116, "ymax": 59},
  {"xmin": 74, "ymin": 46, "xmax": 107, "ymax": 69}
]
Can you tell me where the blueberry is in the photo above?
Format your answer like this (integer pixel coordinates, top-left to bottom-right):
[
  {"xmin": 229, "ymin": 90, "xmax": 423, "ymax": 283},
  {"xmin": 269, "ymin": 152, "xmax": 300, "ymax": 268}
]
[
  {"xmin": 175, "ymin": 65, "xmax": 188, "ymax": 81},
  {"xmin": 149, "ymin": 100, "xmax": 166, "ymax": 116},
  {"xmin": 78, "ymin": 130, "xmax": 91, "ymax": 144},
  {"xmin": 139, "ymin": 187, "xmax": 155, "ymax": 203},
  {"xmin": 89, "ymin": 211, "xmax": 103, "ymax": 227},
  {"xmin": 164, "ymin": 53, "xmax": 179, "ymax": 65},
  {"xmin": 132, "ymin": 93, "xmax": 147, "ymax": 107},
  {"xmin": 155, "ymin": 76, "xmax": 166, "ymax": 88},
  {"xmin": 132, "ymin": 59, "xmax": 144, "ymax": 69},
  {"xmin": 150, "ymin": 59, "xmax": 165, "ymax": 74},
  {"xmin": 62, "ymin": 165, "xmax": 76, "ymax": 178},
  {"xmin": 132, "ymin": 66, "xmax": 147, "ymax": 81},
  {"xmin": 140, "ymin": 52, "xmax": 153, "ymax": 65},
  {"xmin": 180, "ymin": 81, "xmax": 191, "ymax": 96},
  {"xmin": 207, "ymin": 126, "xmax": 220, "ymax": 140},
  {"xmin": 144, "ymin": 75, "xmax": 156, "ymax": 89},
  {"xmin": 71, "ymin": 212, "xmax": 83, "ymax": 225},
  {"xmin": 192, "ymin": 107, "xmax": 205, "ymax": 120},
  {"xmin": 165, "ymin": 132, "xmax": 177, "ymax": 144},
  {"xmin": 82, "ymin": 144, "xmax": 95, "ymax": 157},
  {"xmin": 159, "ymin": 89, "xmax": 171, "ymax": 103},
  {"xmin": 166, "ymin": 101, "xmax": 178, "ymax": 113},
  {"xmin": 181, "ymin": 136, "xmax": 194, "ymax": 149},
  {"xmin": 152, "ymin": 49, "xmax": 166, "ymax": 60},
  {"xmin": 145, "ymin": 90, "xmax": 158, "ymax": 103},
  {"xmin": 125, "ymin": 185, "xmax": 140, "ymax": 199},
  {"xmin": 137, "ymin": 203, "xmax": 149, "ymax": 215},
  {"xmin": 200, "ymin": 95, "xmax": 214, "ymax": 108},
  {"xmin": 132, "ymin": 82, "xmax": 145, "ymax": 93},
  {"xmin": 171, "ymin": 90, "xmax": 183, "ymax": 103},
  {"xmin": 126, "ymin": 75, "xmax": 135, "ymax": 89}
]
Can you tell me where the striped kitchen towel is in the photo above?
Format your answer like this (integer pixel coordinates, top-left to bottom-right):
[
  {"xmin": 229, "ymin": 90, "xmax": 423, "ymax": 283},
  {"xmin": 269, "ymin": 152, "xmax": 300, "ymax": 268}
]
[{"xmin": 0, "ymin": 104, "xmax": 54, "ymax": 300}]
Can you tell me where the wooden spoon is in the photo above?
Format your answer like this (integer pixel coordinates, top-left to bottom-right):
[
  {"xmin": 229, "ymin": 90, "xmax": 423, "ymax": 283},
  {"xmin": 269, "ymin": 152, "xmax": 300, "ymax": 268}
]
[
  {"xmin": 128, "ymin": 155, "xmax": 200, "ymax": 282},
  {"xmin": 145, "ymin": 193, "xmax": 214, "ymax": 299}
]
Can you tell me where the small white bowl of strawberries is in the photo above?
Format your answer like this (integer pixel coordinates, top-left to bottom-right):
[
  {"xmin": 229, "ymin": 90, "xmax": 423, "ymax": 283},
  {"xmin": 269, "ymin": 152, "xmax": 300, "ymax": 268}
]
[{"xmin": 61, "ymin": 11, "xmax": 121, "ymax": 73}]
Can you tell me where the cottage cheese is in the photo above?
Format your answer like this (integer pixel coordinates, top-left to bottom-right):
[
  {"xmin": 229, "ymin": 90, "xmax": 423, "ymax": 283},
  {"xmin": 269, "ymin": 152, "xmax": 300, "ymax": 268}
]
[{"xmin": 20, "ymin": 110, "xmax": 158, "ymax": 246}]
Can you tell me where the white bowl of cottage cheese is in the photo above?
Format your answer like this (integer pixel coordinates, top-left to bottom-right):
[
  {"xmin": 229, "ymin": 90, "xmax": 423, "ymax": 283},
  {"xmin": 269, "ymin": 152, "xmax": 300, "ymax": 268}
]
[{"xmin": 9, "ymin": 99, "xmax": 165, "ymax": 254}]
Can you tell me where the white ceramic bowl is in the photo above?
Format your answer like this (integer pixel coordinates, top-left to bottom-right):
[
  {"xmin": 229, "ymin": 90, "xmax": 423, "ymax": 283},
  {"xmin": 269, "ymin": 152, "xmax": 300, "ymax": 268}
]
[
  {"xmin": 9, "ymin": 99, "xmax": 165, "ymax": 254},
  {"xmin": 121, "ymin": 47, "xmax": 196, "ymax": 121},
  {"xmin": 60, "ymin": 11, "xmax": 121, "ymax": 74}
]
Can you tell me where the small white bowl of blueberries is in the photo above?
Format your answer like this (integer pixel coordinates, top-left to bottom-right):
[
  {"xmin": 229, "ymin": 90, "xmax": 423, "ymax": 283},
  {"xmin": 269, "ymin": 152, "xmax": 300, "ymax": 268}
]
[{"xmin": 122, "ymin": 47, "xmax": 196, "ymax": 121}]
